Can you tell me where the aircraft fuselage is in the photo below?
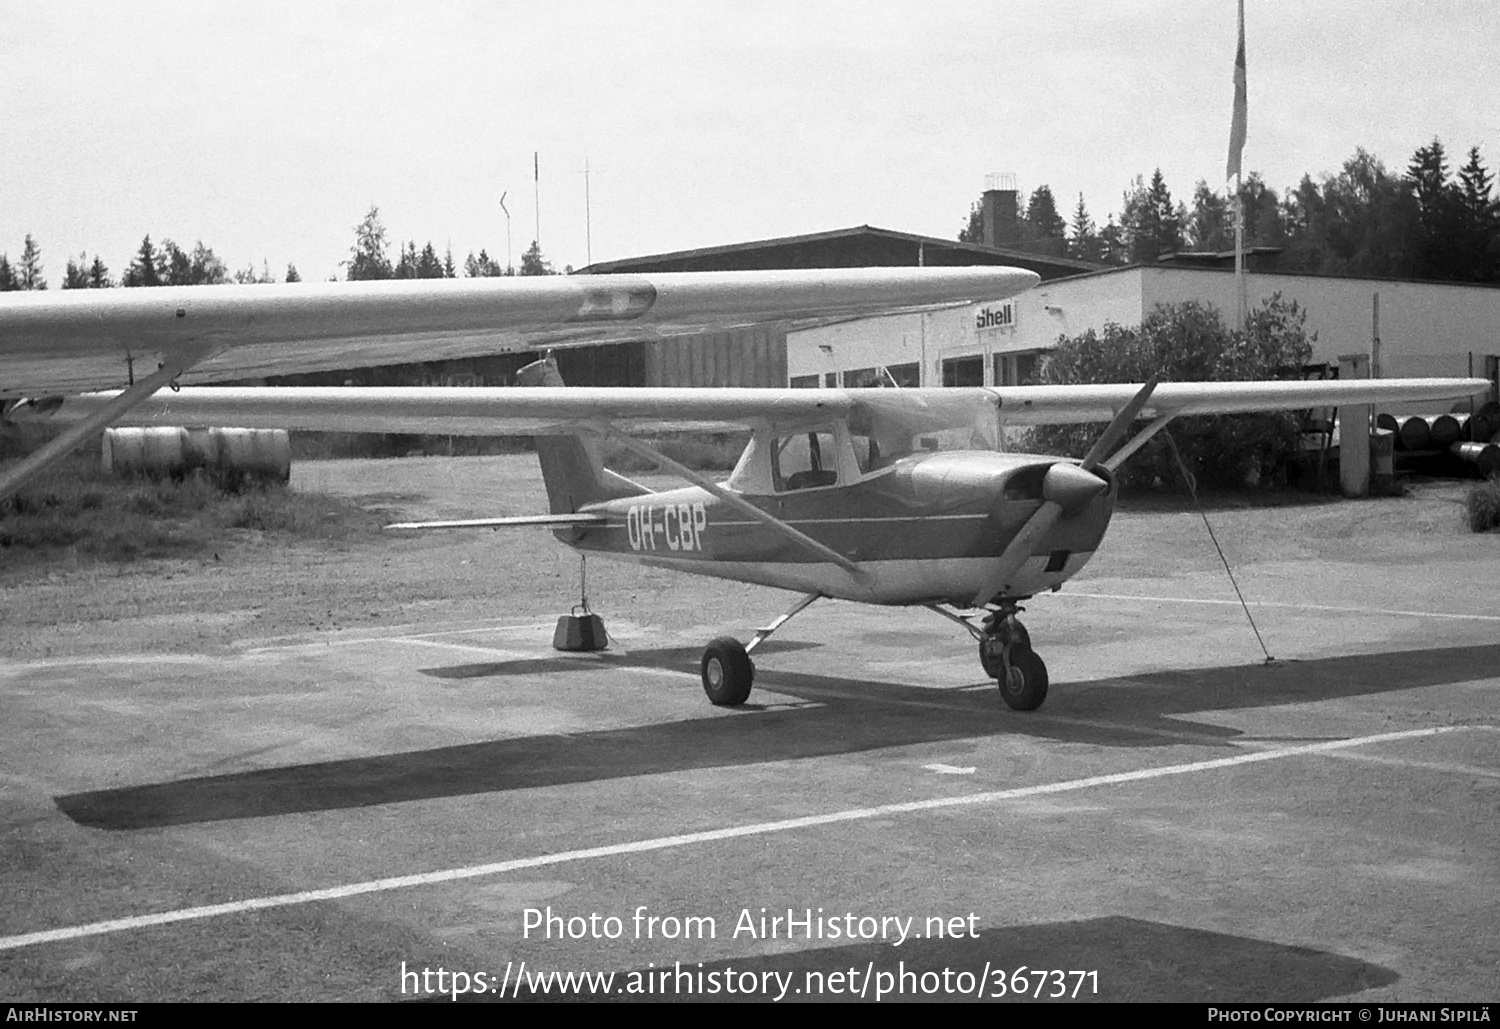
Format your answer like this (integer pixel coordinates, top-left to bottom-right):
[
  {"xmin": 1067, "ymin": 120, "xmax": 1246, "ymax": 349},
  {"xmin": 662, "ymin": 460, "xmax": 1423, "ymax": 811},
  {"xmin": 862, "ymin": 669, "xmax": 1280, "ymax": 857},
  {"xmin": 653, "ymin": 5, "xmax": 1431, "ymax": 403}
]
[{"xmin": 556, "ymin": 449, "xmax": 1117, "ymax": 606}]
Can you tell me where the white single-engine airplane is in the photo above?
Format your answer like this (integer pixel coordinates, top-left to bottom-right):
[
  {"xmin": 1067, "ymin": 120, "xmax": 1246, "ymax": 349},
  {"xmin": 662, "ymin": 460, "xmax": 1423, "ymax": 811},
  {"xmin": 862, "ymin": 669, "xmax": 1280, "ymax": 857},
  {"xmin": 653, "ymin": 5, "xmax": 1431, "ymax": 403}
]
[{"xmin": 3, "ymin": 269, "xmax": 1489, "ymax": 711}]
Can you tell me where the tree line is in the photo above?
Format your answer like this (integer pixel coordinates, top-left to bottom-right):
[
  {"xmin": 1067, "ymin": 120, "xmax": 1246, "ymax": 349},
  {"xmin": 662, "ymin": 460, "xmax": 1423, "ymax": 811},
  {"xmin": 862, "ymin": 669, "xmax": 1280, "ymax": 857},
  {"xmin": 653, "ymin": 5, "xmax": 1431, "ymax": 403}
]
[
  {"xmin": 343, "ymin": 206, "xmax": 560, "ymax": 281},
  {"xmin": 0, "ymin": 234, "xmax": 300, "ymax": 291},
  {"xmin": 959, "ymin": 138, "xmax": 1500, "ymax": 283},
  {"xmin": 0, "ymin": 204, "xmax": 559, "ymax": 290}
]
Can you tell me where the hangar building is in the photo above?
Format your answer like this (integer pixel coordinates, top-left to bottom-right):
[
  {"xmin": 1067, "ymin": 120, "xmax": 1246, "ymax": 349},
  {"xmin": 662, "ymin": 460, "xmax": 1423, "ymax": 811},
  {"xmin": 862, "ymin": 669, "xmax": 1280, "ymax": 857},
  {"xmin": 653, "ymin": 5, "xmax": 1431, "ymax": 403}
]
[{"xmin": 787, "ymin": 253, "xmax": 1500, "ymax": 407}]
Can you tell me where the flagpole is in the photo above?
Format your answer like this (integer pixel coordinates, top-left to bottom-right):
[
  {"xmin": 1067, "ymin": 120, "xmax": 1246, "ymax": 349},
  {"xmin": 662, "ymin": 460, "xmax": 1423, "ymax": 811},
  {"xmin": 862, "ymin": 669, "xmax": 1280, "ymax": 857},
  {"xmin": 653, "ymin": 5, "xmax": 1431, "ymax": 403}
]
[
  {"xmin": 1235, "ymin": 169, "xmax": 1246, "ymax": 330},
  {"xmin": 1227, "ymin": 0, "xmax": 1248, "ymax": 330}
]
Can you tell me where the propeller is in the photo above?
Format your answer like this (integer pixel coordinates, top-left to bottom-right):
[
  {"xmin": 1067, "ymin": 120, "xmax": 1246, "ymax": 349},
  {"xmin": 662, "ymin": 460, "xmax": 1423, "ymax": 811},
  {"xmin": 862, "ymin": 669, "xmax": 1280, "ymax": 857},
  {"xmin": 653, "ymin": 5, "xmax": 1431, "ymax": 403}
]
[{"xmin": 969, "ymin": 376, "xmax": 1160, "ymax": 607}]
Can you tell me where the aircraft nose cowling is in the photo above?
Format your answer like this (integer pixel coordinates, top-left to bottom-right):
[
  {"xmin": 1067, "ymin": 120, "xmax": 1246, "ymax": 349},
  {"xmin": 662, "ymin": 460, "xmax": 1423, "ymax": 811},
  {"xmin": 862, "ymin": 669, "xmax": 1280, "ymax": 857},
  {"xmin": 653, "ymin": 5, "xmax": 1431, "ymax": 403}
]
[{"xmin": 1042, "ymin": 462, "xmax": 1109, "ymax": 514}]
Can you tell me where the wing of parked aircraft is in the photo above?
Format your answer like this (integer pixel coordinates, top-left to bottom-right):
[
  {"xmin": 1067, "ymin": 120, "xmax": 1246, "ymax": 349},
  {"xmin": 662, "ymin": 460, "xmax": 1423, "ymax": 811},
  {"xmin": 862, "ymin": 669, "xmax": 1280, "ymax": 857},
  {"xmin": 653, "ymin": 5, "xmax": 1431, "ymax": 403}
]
[
  {"xmin": 0, "ymin": 267, "xmax": 1039, "ymax": 398},
  {"xmin": 0, "ymin": 266, "xmax": 1039, "ymax": 498},
  {"xmin": 30, "ymin": 378, "xmax": 1490, "ymax": 438}
]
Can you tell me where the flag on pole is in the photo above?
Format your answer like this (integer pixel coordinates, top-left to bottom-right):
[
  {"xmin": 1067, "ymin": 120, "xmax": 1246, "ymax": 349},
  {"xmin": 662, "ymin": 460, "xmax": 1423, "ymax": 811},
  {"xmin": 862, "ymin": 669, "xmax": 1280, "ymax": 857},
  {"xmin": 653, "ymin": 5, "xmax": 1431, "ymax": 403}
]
[{"xmin": 1226, "ymin": 0, "xmax": 1247, "ymax": 180}]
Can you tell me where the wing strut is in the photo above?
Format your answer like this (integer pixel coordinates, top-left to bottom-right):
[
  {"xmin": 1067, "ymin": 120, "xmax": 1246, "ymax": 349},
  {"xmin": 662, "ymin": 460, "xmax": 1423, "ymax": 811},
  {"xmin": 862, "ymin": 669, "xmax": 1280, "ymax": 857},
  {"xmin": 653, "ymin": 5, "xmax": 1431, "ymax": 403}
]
[
  {"xmin": 601, "ymin": 424, "xmax": 869, "ymax": 581},
  {"xmin": 0, "ymin": 350, "xmax": 210, "ymax": 501}
]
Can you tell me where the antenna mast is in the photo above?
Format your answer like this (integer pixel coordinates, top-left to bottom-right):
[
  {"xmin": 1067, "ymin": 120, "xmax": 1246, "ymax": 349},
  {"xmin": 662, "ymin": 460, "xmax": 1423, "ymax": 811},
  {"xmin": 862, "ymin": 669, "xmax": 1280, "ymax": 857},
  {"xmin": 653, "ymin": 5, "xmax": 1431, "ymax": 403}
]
[{"xmin": 499, "ymin": 192, "xmax": 512, "ymax": 275}]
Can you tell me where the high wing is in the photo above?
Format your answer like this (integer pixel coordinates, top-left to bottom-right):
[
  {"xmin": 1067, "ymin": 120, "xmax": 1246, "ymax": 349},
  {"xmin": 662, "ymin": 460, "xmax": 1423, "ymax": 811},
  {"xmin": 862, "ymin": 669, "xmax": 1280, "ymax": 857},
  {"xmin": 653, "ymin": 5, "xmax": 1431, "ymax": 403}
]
[
  {"xmin": 987, "ymin": 379, "xmax": 1497, "ymax": 425},
  {"xmin": 0, "ymin": 267, "xmax": 1038, "ymax": 398},
  {"xmin": 32, "ymin": 379, "xmax": 1491, "ymax": 436}
]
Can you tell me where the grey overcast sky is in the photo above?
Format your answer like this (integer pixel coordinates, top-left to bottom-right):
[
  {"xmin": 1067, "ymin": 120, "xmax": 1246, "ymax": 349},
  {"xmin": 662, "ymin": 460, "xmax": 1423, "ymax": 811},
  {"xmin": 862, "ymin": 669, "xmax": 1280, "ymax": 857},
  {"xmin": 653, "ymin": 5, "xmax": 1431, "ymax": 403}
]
[{"xmin": 3, "ymin": 1, "xmax": 1496, "ymax": 282}]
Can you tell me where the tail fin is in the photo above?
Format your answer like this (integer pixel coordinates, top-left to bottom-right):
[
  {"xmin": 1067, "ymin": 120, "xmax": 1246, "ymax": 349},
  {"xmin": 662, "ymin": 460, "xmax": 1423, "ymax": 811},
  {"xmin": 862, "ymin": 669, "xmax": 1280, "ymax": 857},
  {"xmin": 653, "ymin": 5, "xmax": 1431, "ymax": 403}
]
[{"xmin": 516, "ymin": 355, "xmax": 651, "ymax": 514}]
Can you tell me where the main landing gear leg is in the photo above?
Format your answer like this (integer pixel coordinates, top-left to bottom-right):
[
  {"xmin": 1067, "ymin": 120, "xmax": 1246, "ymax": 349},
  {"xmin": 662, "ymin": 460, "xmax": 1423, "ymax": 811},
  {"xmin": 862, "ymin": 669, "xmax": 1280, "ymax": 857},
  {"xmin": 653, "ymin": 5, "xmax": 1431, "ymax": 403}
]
[
  {"xmin": 700, "ymin": 591, "xmax": 820, "ymax": 707},
  {"xmin": 927, "ymin": 601, "xmax": 1050, "ymax": 711}
]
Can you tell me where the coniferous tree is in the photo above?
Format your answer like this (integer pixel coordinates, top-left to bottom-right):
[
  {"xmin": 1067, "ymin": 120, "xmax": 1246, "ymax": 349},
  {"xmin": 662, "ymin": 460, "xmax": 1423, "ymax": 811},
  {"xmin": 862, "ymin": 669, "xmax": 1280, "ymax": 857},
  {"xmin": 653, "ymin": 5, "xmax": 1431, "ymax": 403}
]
[
  {"xmin": 63, "ymin": 253, "xmax": 92, "ymax": 289},
  {"xmin": 1023, "ymin": 185, "xmax": 1067, "ymax": 255},
  {"xmin": 1456, "ymin": 146, "xmax": 1498, "ymax": 281},
  {"xmin": 0, "ymin": 255, "xmax": 18, "ymax": 291},
  {"xmin": 1120, "ymin": 170, "xmax": 1185, "ymax": 263},
  {"xmin": 88, "ymin": 255, "xmax": 112, "ymax": 288},
  {"xmin": 18, "ymin": 234, "xmax": 46, "ymax": 289},
  {"xmin": 464, "ymin": 249, "xmax": 505, "ymax": 277},
  {"xmin": 285, "ymin": 263, "xmax": 302, "ymax": 283},
  {"xmin": 161, "ymin": 240, "xmax": 229, "ymax": 285},
  {"xmin": 417, "ymin": 242, "xmax": 445, "ymax": 278},
  {"xmin": 1406, "ymin": 138, "xmax": 1466, "ymax": 280},
  {"xmin": 1098, "ymin": 216, "xmax": 1127, "ymax": 265},
  {"xmin": 122, "ymin": 236, "xmax": 164, "ymax": 286},
  {"xmin": 1068, "ymin": 194, "xmax": 1102, "ymax": 262},
  {"xmin": 347, "ymin": 205, "xmax": 392, "ymax": 280},
  {"xmin": 519, "ymin": 240, "xmax": 553, "ymax": 276}
]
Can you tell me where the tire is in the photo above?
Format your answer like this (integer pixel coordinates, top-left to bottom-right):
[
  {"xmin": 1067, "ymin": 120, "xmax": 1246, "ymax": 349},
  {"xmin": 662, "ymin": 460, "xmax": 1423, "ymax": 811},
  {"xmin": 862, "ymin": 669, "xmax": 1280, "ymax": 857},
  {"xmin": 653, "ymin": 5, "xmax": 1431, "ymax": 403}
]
[
  {"xmin": 702, "ymin": 636, "xmax": 754, "ymax": 706},
  {"xmin": 978, "ymin": 621, "xmax": 1031, "ymax": 679},
  {"xmin": 997, "ymin": 646, "xmax": 1048, "ymax": 711},
  {"xmin": 979, "ymin": 637, "xmax": 1005, "ymax": 679}
]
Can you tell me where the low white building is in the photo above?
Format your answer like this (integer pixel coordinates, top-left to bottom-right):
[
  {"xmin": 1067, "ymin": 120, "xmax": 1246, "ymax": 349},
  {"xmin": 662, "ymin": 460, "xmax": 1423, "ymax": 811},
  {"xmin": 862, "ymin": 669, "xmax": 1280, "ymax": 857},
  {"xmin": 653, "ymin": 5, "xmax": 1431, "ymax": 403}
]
[{"xmin": 788, "ymin": 264, "xmax": 1500, "ymax": 405}]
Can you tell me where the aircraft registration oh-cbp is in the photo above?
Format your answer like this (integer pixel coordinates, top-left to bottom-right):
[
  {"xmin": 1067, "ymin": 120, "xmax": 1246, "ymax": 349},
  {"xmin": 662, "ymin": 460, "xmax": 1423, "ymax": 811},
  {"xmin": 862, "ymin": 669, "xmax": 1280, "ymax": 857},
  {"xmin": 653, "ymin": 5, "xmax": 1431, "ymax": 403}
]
[{"xmin": 1, "ymin": 265, "xmax": 1490, "ymax": 710}]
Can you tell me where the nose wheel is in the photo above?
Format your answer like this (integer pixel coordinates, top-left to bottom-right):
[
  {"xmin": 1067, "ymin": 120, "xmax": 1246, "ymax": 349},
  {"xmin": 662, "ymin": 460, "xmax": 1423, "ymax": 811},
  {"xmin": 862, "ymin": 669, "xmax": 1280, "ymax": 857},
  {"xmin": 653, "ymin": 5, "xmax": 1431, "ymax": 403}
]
[
  {"xmin": 994, "ymin": 645, "xmax": 1048, "ymax": 710},
  {"xmin": 977, "ymin": 607, "xmax": 1048, "ymax": 710}
]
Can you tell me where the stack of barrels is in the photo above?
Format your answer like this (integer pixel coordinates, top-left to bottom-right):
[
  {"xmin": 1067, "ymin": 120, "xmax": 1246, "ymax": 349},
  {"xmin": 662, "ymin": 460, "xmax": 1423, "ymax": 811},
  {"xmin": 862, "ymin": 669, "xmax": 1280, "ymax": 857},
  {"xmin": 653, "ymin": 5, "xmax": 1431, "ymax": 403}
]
[
  {"xmin": 1376, "ymin": 401, "xmax": 1500, "ymax": 477},
  {"xmin": 102, "ymin": 427, "xmax": 292, "ymax": 483}
]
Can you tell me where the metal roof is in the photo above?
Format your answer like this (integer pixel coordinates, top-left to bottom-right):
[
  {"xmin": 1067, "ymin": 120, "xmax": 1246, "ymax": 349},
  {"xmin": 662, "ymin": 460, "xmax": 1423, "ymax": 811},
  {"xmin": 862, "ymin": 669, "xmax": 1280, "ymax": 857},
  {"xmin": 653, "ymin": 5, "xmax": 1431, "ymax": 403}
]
[{"xmin": 580, "ymin": 224, "xmax": 1103, "ymax": 280}]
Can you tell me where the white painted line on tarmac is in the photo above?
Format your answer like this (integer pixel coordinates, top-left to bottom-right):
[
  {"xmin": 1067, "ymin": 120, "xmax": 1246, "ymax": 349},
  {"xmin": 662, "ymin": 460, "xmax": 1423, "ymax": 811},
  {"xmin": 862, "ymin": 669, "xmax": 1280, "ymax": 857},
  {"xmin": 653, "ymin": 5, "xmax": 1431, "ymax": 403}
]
[
  {"xmin": 1318, "ymin": 748, "xmax": 1500, "ymax": 780},
  {"xmin": 1070, "ymin": 591, "xmax": 1500, "ymax": 623},
  {"xmin": 0, "ymin": 654, "xmax": 219, "ymax": 672},
  {"xmin": 243, "ymin": 623, "xmax": 546, "ymax": 654},
  {"xmin": 388, "ymin": 638, "xmax": 532, "ymax": 660},
  {"xmin": 924, "ymin": 764, "xmax": 976, "ymax": 774},
  {"xmin": 0, "ymin": 723, "xmax": 1475, "ymax": 953}
]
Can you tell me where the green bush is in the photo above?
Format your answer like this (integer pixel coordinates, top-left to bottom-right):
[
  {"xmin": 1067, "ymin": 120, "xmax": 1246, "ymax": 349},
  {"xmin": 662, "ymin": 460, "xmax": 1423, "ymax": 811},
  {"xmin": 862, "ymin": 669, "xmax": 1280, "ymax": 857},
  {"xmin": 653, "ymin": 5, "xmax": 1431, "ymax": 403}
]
[
  {"xmin": 1030, "ymin": 296, "xmax": 1315, "ymax": 490},
  {"xmin": 1466, "ymin": 477, "xmax": 1500, "ymax": 532}
]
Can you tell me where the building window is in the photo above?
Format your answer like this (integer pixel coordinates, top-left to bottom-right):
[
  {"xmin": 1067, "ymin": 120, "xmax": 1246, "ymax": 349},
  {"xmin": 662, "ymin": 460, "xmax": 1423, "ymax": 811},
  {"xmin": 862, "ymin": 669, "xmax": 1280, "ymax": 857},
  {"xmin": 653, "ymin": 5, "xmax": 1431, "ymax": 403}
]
[
  {"xmin": 824, "ymin": 372, "xmax": 838, "ymax": 388},
  {"xmin": 885, "ymin": 362, "xmax": 920, "ymax": 387},
  {"xmin": 941, "ymin": 356, "xmax": 984, "ymax": 387},
  {"xmin": 994, "ymin": 351, "xmax": 1041, "ymax": 386},
  {"xmin": 790, "ymin": 374, "xmax": 819, "ymax": 389}
]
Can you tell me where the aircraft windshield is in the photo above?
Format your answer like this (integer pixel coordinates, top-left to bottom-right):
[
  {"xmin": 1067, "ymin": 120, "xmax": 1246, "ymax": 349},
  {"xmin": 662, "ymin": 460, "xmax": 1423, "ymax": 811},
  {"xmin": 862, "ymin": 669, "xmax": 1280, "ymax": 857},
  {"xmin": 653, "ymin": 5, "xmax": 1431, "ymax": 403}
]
[{"xmin": 846, "ymin": 391, "xmax": 1002, "ymax": 472}]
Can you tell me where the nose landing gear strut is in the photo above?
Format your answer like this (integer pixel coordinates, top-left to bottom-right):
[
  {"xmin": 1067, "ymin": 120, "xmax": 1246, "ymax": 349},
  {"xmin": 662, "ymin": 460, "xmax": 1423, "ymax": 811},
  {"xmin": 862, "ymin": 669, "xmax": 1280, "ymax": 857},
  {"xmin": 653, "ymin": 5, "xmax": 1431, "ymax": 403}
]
[{"xmin": 930, "ymin": 600, "xmax": 1050, "ymax": 711}]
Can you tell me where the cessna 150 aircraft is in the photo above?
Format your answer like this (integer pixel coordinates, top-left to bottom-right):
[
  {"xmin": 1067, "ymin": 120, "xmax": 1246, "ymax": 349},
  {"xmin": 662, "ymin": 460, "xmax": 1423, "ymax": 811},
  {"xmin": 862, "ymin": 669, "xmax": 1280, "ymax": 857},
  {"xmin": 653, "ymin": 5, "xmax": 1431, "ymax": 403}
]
[{"xmin": 2, "ymin": 268, "xmax": 1488, "ymax": 711}]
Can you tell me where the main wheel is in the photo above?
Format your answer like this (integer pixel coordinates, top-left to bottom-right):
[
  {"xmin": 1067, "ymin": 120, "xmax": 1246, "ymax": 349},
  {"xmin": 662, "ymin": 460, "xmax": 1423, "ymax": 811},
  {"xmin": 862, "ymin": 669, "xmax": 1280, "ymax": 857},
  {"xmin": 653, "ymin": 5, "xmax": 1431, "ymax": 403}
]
[
  {"xmin": 997, "ymin": 646, "xmax": 1049, "ymax": 711},
  {"xmin": 701, "ymin": 636, "xmax": 754, "ymax": 706}
]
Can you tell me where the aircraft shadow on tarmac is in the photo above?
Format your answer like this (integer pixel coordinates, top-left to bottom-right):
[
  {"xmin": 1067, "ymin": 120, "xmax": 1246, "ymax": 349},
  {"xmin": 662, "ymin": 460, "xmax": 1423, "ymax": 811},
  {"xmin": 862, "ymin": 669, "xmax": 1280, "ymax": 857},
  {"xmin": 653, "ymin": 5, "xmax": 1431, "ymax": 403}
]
[
  {"xmin": 54, "ymin": 641, "xmax": 1500, "ymax": 831},
  {"xmin": 417, "ymin": 915, "xmax": 1395, "ymax": 1004}
]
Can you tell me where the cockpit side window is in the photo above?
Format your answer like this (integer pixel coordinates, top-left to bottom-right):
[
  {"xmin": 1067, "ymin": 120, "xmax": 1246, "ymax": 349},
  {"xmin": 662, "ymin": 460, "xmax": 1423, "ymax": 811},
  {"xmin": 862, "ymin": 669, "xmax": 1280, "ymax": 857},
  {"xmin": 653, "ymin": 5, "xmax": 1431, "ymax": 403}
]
[{"xmin": 772, "ymin": 427, "xmax": 840, "ymax": 491}]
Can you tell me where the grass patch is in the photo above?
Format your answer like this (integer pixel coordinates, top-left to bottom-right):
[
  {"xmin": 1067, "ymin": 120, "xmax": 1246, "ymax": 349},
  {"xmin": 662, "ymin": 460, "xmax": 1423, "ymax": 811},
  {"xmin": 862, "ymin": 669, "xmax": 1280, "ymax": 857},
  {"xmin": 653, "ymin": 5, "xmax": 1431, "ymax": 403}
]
[
  {"xmin": 0, "ymin": 447, "xmax": 382, "ymax": 567},
  {"xmin": 1465, "ymin": 477, "xmax": 1500, "ymax": 533}
]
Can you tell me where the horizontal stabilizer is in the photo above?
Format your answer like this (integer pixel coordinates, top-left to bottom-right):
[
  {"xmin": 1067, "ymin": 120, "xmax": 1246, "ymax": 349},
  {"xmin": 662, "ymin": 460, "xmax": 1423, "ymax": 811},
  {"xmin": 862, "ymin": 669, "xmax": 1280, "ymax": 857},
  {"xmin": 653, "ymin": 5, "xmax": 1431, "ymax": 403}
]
[{"xmin": 385, "ymin": 513, "xmax": 609, "ymax": 531}]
